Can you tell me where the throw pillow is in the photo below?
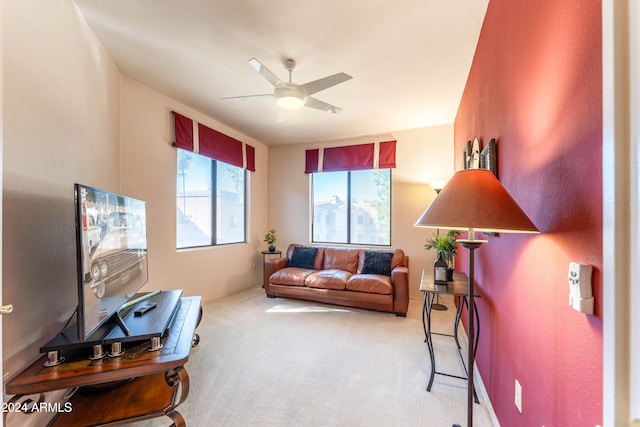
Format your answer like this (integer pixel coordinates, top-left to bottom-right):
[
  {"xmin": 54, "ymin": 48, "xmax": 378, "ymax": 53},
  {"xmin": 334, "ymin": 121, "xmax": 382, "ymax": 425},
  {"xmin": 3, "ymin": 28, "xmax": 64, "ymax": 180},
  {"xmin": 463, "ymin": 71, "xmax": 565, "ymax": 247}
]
[
  {"xmin": 289, "ymin": 246, "xmax": 318, "ymax": 270},
  {"xmin": 361, "ymin": 251, "xmax": 394, "ymax": 276}
]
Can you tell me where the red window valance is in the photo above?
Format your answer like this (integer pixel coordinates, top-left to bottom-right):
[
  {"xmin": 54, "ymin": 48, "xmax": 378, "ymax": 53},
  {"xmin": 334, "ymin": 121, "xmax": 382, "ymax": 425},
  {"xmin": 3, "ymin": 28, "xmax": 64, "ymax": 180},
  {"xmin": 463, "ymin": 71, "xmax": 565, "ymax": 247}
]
[
  {"xmin": 172, "ymin": 111, "xmax": 256, "ymax": 171},
  {"xmin": 304, "ymin": 140, "xmax": 396, "ymax": 173}
]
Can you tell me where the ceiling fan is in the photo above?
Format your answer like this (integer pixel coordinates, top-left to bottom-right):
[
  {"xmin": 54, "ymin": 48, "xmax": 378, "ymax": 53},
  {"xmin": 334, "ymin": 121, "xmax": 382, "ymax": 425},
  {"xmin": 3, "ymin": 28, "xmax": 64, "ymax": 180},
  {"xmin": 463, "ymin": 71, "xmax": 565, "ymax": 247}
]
[{"xmin": 223, "ymin": 58, "xmax": 352, "ymax": 114}]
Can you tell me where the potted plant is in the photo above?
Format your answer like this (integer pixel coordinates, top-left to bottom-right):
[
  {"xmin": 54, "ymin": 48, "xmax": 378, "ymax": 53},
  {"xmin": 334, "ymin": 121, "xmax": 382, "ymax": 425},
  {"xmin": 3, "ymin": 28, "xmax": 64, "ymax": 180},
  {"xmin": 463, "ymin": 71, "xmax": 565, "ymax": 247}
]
[
  {"xmin": 424, "ymin": 230, "xmax": 459, "ymax": 280},
  {"xmin": 264, "ymin": 229, "xmax": 277, "ymax": 252}
]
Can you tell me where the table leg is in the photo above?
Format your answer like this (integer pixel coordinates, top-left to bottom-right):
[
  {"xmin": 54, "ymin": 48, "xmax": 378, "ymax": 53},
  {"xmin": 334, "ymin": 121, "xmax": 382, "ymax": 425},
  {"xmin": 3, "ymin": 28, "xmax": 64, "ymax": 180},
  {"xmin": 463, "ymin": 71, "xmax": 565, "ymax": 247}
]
[
  {"xmin": 162, "ymin": 366, "xmax": 190, "ymax": 425},
  {"xmin": 165, "ymin": 409, "xmax": 186, "ymax": 427},
  {"xmin": 454, "ymin": 296, "xmax": 462, "ymax": 349},
  {"xmin": 422, "ymin": 291, "xmax": 428, "ymax": 342},
  {"xmin": 426, "ymin": 292, "xmax": 437, "ymax": 392}
]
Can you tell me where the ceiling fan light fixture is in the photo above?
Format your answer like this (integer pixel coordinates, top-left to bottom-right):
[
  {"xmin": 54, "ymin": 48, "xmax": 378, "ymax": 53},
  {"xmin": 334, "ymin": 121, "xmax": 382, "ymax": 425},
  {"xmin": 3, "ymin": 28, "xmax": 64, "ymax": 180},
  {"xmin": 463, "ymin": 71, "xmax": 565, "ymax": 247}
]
[
  {"xmin": 276, "ymin": 95, "xmax": 306, "ymax": 110},
  {"xmin": 274, "ymin": 86, "xmax": 306, "ymax": 110}
]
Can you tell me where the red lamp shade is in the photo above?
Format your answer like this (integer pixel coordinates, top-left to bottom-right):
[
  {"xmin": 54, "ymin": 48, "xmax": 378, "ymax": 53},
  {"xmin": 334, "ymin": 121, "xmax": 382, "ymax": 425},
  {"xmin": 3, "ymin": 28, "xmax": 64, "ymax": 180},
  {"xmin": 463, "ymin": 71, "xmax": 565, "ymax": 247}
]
[{"xmin": 414, "ymin": 169, "xmax": 539, "ymax": 235}]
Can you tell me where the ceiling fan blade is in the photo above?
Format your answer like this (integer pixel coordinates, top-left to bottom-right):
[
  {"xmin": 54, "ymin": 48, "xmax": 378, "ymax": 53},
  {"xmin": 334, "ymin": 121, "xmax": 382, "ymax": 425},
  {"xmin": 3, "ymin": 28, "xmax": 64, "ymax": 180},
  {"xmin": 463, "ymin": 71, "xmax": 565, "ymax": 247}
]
[
  {"xmin": 300, "ymin": 73, "xmax": 352, "ymax": 96},
  {"xmin": 248, "ymin": 58, "xmax": 282, "ymax": 87},
  {"xmin": 305, "ymin": 96, "xmax": 343, "ymax": 114},
  {"xmin": 222, "ymin": 94, "xmax": 273, "ymax": 101}
]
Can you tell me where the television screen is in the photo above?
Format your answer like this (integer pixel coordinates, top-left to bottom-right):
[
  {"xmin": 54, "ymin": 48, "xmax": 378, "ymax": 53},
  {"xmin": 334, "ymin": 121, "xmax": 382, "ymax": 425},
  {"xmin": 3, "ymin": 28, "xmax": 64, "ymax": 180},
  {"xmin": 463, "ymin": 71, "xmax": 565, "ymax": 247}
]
[{"xmin": 75, "ymin": 184, "xmax": 148, "ymax": 341}]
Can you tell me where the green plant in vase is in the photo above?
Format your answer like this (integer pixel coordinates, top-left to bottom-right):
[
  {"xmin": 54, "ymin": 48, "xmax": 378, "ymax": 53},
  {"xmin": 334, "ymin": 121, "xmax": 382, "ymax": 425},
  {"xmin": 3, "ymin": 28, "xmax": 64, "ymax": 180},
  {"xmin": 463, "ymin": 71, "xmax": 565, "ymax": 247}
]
[
  {"xmin": 424, "ymin": 230, "xmax": 459, "ymax": 280},
  {"xmin": 264, "ymin": 229, "xmax": 277, "ymax": 252}
]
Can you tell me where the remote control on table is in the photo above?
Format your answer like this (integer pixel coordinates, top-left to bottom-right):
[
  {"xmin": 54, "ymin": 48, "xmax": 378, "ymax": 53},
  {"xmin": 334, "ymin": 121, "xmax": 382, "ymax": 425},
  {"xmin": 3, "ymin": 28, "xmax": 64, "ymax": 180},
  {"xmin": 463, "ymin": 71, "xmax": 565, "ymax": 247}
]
[{"xmin": 134, "ymin": 302, "xmax": 157, "ymax": 317}]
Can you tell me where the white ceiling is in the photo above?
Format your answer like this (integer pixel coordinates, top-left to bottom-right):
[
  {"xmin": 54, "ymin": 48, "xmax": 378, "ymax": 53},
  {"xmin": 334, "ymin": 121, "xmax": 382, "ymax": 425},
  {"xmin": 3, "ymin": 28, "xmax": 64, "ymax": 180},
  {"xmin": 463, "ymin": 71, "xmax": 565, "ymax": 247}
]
[{"xmin": 74, "ymin": 0, "xmax": 488, "ymax": 146}]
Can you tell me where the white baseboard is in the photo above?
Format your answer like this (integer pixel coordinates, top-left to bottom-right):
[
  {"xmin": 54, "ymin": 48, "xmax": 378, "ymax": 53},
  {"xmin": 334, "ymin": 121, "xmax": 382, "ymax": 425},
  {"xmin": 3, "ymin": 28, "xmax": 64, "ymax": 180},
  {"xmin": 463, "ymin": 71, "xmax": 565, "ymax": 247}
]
[
  {"xmin": 457, "ymin": 326, "xmax": 501, "ymax": 427},
  {"xmin": 474, "ymin": 364, "xmax": 500, "ymax": 427}
]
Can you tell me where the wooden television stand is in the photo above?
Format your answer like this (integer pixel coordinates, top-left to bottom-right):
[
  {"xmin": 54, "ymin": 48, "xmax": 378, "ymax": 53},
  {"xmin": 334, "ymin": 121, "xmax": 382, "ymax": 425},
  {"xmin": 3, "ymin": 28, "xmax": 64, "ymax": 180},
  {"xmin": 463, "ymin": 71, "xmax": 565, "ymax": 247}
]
[{"xmin": 5, "ymin": 294, "xmax": 202, "ymax": 427}]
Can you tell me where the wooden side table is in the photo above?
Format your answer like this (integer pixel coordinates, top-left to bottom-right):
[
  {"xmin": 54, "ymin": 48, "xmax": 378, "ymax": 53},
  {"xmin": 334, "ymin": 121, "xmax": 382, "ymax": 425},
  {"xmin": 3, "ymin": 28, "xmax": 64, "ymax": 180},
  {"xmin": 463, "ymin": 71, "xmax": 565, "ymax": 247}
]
[
  {"xmin": 5, "ymin": 296, "xmax": 202, "ymax": 427},
  {"xmin": 261, "ymin": 250, "xmax": 283, "ymax": 287}
]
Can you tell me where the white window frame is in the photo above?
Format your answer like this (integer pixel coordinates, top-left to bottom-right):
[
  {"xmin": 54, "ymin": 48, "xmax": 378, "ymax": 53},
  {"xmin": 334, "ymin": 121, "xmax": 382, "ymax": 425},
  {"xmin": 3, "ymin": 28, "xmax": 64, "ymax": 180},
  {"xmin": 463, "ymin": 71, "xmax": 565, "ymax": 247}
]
[{"xmin": 311, "ymin": 169, "xmax": 391, "ymax": 246}]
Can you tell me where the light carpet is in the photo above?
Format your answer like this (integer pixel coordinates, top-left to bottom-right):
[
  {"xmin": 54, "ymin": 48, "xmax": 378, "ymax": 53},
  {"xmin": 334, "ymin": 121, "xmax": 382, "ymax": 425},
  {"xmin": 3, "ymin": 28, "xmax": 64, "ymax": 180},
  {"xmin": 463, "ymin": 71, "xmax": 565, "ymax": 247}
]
[{"xmin": 123, "ymin": 285, "xmax": 494, "ymax": 427}]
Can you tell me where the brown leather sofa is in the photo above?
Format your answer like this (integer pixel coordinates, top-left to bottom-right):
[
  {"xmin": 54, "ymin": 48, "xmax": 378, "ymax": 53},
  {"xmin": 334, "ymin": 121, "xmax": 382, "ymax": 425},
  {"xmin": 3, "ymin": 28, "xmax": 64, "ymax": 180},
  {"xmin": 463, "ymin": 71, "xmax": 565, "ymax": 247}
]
[{"xmin": 264, "ymin": 244, "xmax": 409, "ymax": 316}]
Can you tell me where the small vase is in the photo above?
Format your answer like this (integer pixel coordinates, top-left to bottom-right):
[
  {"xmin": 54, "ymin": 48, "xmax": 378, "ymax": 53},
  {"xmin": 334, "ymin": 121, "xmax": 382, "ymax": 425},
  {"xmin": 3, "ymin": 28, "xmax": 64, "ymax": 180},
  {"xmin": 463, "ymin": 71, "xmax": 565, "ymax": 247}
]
[{"xmin": 268, "ymin": 245, "xmax": 276, "ymax": 252}]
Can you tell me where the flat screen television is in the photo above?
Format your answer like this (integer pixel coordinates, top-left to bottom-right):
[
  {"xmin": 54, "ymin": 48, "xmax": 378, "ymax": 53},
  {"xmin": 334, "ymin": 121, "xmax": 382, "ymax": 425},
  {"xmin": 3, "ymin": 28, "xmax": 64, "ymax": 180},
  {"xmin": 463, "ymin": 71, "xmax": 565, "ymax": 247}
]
[{"xmin": 75, "ymin": 184, "xmax": 148, "ymax": 341}]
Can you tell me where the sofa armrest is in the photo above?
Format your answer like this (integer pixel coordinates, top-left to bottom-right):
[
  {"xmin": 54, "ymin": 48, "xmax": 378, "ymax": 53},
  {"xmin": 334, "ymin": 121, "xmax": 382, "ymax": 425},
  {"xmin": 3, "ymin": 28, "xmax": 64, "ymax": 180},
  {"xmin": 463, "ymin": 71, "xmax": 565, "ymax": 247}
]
[
  {"xmin": 391, "ymin": 265, "xmax": 409, "ymax": 315},
  {"xmin": 264, "ymin": 257, "xmax": 289, "ymax": 293}
]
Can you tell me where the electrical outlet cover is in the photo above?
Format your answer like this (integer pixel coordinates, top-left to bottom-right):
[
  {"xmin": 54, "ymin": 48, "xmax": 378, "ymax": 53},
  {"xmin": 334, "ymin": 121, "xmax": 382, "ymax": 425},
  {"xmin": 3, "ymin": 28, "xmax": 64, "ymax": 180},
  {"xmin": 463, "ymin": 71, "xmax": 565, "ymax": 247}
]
[{"xmin": 515, "ymin": 379, "xmax": 523, "ymax": 413}]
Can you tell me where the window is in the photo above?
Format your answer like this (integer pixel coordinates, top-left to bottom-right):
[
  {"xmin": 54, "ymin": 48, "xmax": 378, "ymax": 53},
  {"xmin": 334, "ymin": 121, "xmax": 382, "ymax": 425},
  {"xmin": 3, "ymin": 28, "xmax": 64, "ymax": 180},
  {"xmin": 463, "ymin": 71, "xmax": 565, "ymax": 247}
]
[
  {"xmin": 312, "ymin": 169, "xmax": 391, "ymax": 245},
  {"xmin": 176, "ymin": 149, "xmax": 246, "ymax": 249}
]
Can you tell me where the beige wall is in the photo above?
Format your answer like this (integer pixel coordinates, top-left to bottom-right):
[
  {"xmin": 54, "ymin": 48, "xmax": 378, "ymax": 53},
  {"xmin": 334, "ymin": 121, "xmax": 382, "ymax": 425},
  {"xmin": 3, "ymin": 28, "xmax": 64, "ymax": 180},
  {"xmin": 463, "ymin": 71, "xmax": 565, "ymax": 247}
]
[
  {"xmin": 1, "ymin": 0, "xmax": 452, "ymax": 388},
  {"xmin": 268, "ymin": 125, "xmax": 454, "ymax": 299},
  {"xmin": 119, "ymin": 77, "xmax": 269, "ymax": 303},
  {"xmin": 2, "ymin": 0, "xmax": 269, "ymax": 383},
  {"xmin": 2, "ymin": 0, "xmax": 121, "ymax": 375}
]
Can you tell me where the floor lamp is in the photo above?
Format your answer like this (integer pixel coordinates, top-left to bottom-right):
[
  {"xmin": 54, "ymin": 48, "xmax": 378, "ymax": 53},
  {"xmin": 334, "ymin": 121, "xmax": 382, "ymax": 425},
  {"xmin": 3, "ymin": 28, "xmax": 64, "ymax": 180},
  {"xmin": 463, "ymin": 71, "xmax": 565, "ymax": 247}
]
[{"xmin": 415, "ymin": 169, "xmax": 539, "ymax": 427}]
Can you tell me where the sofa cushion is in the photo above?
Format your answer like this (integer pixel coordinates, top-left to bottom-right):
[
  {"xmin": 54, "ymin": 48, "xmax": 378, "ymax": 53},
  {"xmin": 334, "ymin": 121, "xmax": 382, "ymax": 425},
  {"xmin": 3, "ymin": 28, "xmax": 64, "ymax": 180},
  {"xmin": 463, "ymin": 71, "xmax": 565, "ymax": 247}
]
[
  {"xmin": 270, "ymin": 267, "xmax": 315, "ymax": 287},
  {"xmin": 346, "ymin": 274, "xmax": 393, "ymax": 295},
  {"xmin": 361, "ymin": 251, "xmax": 394, "ymax": 276},
  {"xmin": 305, "ymin": 269, "xmax": 351, "ymax": 290},
  {"xmin": 289, "ymin": 246, "xmax": 319, "ymax": 269},
  {"xmin": 322, "ymin": 248, "xmax": 359, "ymax": 273}
]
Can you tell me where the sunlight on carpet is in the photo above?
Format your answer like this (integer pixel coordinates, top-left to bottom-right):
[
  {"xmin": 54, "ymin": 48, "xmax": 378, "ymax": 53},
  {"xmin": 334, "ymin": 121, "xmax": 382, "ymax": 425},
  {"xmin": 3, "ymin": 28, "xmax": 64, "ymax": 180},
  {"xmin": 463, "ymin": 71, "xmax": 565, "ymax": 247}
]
[
  {"xmin": 266, "ymin": 303, "xmax": 352, "ymax": 313},
  {"xmin": 120, "ymin": 285, "xmax": 495, "ymax": 427}
]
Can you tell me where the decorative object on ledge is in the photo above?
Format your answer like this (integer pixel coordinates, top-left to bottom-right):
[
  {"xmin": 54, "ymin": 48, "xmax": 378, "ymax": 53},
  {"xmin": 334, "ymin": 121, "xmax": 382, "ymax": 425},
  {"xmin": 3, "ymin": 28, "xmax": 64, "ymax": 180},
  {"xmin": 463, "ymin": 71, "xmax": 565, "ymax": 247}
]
[
  {"xmin": 414, "ymin": 168, "xmax": 539, "ymax": 427},
  {"xmin": 463, "ymin": 141, "xmax": 471, "ymax": 169},
  {"xmin": 480, "ymin": 138, "xmax": 500, "ymax": 237},
  {"xmin": 465, "ymin": 136, "xmax": 501, "ymax": 236},
  {"xmin": 480, "ymin": 138, "xmax": 498, "ymax": 178},
  {"xmin": 264, "ymin": 229, "xmax": 277, "ymax": 252},
  {"xmin": 464, "ymin": 137, "xmax": 498, "ymax": 176},
  {"xmin": 470, "ymin": 138, "xmax": 481, "ymax": 169}
]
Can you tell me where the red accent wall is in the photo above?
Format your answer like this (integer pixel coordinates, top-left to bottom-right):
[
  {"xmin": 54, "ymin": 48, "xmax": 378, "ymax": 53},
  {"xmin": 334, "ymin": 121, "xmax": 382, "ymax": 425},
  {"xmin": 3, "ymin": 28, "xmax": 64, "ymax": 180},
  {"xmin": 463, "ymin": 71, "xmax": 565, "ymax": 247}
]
[{"xmin": 454, "ymin": 0, "xmax": 602, "ymax": 425}]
